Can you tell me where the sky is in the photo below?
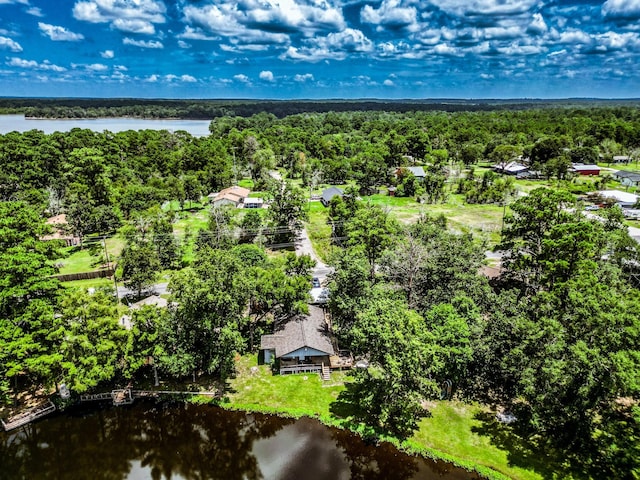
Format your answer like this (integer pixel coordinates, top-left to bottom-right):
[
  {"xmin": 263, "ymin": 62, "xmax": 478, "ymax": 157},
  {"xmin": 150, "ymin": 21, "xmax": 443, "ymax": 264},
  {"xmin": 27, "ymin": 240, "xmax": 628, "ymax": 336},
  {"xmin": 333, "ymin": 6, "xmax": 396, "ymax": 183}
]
[{"xmin": 0, "ymin": 0, "xmax": 639, "ymax": 99}]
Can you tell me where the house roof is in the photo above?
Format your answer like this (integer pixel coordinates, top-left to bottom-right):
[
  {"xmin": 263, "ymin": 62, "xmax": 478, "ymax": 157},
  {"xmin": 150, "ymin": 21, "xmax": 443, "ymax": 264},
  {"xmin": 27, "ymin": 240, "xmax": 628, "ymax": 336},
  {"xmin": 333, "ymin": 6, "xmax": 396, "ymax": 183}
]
[
  {"xmin": 493, "ymin": 161, "xmax": 528, "ymax": 173},
  {"xmin": 260, "ymin": 305, "xmax": 335, "ymax": 358},
  {"xmin": 405, "ymin": 166, "xmax": 426, "ymax": 177},
  {"xmin": 131, "ymin": 295, "xmax": 168, "ymax": 309},
  {"xmin": 572, "ymin": 164, "xmax": 600, "ymax": 171},
  {"xmin": 243, "ymin": 197, "xmax": 264, "ymax": 204},
  {"xmin": 614, "ymin": 170, "xmax": 640, "ymax": 181},
  {"xmin": 46, "ymin": 214, "xmax": 68, "ymax": 225},
  {"xmin": 210, "ymin": 186, "xmax": 250, "ymax": 204},
  {"xmin": 321, "ymin": 187, "xmax": 344, "ymax": 204},
  {"xmin": 598, "ymin": 190, "xmax": 639, "ymax": 205}
]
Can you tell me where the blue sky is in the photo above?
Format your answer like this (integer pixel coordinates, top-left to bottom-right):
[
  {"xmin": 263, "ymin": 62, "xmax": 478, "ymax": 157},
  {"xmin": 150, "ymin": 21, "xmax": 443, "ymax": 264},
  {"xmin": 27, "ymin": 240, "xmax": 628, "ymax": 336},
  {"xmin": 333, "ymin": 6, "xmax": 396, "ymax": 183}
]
[{"xmin": 0, "ymin": 0, "xmax": 639, "ymax": 99}]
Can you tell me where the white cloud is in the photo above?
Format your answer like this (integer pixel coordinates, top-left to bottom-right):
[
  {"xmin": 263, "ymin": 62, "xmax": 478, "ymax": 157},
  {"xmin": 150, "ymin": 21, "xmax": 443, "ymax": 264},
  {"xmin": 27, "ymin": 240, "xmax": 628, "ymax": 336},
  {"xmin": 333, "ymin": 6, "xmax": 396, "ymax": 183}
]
[
  {"xmin": 234, "ymin": 73, "xmax": 250, "ymax": 83},
  {"xmin": 259, "ymin": 70, "xmax": 274, "ymax": 81},
  {"xmin": 73, "ymin": 0, "xmax": 166, "ymax": 34},
  {"xmin": 0, "ymin": 0, "xmax": 29, "ymax": 4},
  {"xmin": 280, "ymin": 28, "xmax": 373, "ymax": 62},
  {"xmin": 431, "ymin": 0, "xmax": 538, "ymax": 17},
  {"xmin": 26, "ymin": 6, "xmax": 44, "ymax": 17},
  {"xmin": 100, "ymin": 49, "xmax": 114, "ymax": 58},
  {"xmin": 164, "ymin": 74, "xmax": 196, "ymax": 83},
  {"xmin": 145, "ymin": 74, "xmax": 158, "ymax": 82},
  {"xmin": 87, "ymin": 63, "xmax": 109, "ymax": 71},
  {"xmin": 183, "ymin": 0, "xmax": 344, "ymax": 50},
  {"xmin": 177, "ymin": 26, "xmax": 218, "ymax": 41},
  {"xmin": 383, "ymin": 78, "xmax": 394, "ymax": 86},
  {"xmin": 112, "ymin": 18, "xmax": 155, "ymax": 34},
  {"xmin": 178, "ymin": 40, "xmax": 191, "ymax": 48},
  {"xmin": 38, "ymin": 22, "xmax": 85, "ymax": 41},
  {"xmin": 180, "ymin": 74, "xmax": 196, "ymax": 82},
  {"xmin": 7, "ymin": 57, "xmax": 66, "ymax": 72},
  {"xmin": 602, "ymin": 0, "xmax": 640, "ymax": 18},
  {"xmin": 123, "ymin": 37, "xmax": 163, "ymax": 48},
  {"xmin": 294, "ymin": 73, "xmax": 314, "ymax": 82},
  {"xmin": 361, "ymin": 0, "xmax": 418, "ymax": 31},
  {"xmin": 0, "ymin": 36, "xmax": 22, "ymax": 52},
  {"xmin": 432, "ymin": 43, "xmax": 460, "ymax": 55},
  {"xmin": 114, "ymin": 64, "xmax": 127, "ymax": 71},
  {"xmin": 480, "ymin": 73, "xmax": 494, "ymax": 79},
  {"xmin": 527, "ymin": 13, "xmax": 547, "ymax": 35}
]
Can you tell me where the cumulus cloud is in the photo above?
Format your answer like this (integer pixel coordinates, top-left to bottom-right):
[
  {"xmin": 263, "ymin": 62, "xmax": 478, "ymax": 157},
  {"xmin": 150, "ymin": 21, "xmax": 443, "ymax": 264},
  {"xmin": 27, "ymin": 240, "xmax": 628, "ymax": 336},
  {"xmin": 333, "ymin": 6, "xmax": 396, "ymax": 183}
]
[
  {"xmin": 178, "ymin": 40, "xmax": 191, "ymax": 48},
  {"xmin": 183, "ymin": 0, "xmax": 345, "ymax": 51},
  {"xmin": 112, "ymin": 18, "xmax": 155, "ymax": 34},
  {"xmin": 177, "ymin": 26, "xmax": 218, "ymax": 41},
  {"xmin": 123, "ymin": 37, "xmax": 163, "ymax": 48},
  {"xmin": 38, "ymin": 22, "xmax": 85, "ymax": 41},
  {"xmin": 602, "ymin": 0, "xmax": 640, "ymax": 19},
  {"xmin": 294, "ymin": 73, "xmax": 314, "ymax": 82},
  {"xmin": 527, "ymin": 13, "xmax": 547, "ymax": 35},
  {"xmin": 234, "ymin": 73, "xmax": 250, "ymax": 83},
  {"xmin": 383, "ymin": 78, "xmax": 394, "ymax": 86},
  {"xmin": 26, "ymin": 6, "xmax": 44, "ymax": 17},
  {"xmin": 101, "ymin": 49, "xmax": 114, "ymax": 58},
  {"xmin": 431, "ymin": 0, "xmax": 538, "ymax": 17},
  {"xmin": 145, "ymin": 74, "xmax": 158, "ymax": 82},
  {"xmin": 361, "ymin": 0, "xmax": 418, "ymax": 31},
  {"xmin": 259, "ymin": 70, "xmax": 274, "ymax": 81},
  {"xmin": 7, "ymin": 57, "xmax": 66, "ymax": 72},
  {"xmin": 281, "ymin": 28, "xmax": 373, "ymax": 62},
  {"xmin": 73, "ymin": 0, "xmax": 166, "ymax": 34},
  {"xmin": 180, "ymin": 74, "xmax": 196, "ymax": 82},
  {"xmin": 0, "ymin": 36, "xmax": 22, "ymax": 52},
  {"xmin": 87, "ymin": 63, "xmax": 109, "ymax": 71}
]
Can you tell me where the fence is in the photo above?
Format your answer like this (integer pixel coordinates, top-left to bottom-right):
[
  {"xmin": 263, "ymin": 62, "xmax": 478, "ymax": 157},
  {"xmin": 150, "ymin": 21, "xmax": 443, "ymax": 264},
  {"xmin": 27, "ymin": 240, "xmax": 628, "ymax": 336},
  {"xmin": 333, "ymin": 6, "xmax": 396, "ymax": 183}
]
[{"xmin": 52, "ymin": 269, "xmax": 115, "ymax": 282}]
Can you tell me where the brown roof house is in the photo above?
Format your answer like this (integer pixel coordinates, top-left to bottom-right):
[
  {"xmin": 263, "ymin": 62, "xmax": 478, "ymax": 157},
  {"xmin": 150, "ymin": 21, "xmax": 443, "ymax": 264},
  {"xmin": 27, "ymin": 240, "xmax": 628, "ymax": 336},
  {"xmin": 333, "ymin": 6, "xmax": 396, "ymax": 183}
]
[
  {"xmin": 260, "ymin": 305, "xmax": 336, "ymax": 369},
  {"xmin": 42, "ymin": 214, "xmax": 80, "ymax": 247},
  {"xmin": 208, "ymin": 186, "xmax": 251, "ymax": 207}
]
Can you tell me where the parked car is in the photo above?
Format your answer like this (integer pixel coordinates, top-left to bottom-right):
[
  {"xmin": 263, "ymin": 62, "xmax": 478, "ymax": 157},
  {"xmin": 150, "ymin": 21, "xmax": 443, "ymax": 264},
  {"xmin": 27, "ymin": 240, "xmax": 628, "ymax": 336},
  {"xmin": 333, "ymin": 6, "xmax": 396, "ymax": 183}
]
[{"xmin": 312, "ymin": 277, "xmax": 321, "ymax": 288}]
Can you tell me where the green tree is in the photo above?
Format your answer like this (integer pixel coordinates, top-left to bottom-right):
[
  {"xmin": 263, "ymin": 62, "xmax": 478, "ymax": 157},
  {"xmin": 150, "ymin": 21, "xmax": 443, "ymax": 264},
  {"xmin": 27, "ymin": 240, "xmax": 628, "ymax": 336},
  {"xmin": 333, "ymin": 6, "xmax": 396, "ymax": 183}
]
[
  {"xmin": 0, "ymin": 202, "xmax": 60, "ymax": 403},
  {"xmin": 345, "ymin": 204, "xmax": 400, "ymax": 279},
  {"xmin": 346, "ymin": 293, "xmax": 440, "ymax": 436},
  {"xmin": 120, "ymin": 241, "xmax": 160, "ymax": 298},
  {"xmin": 266, "ymin": 179, "xmax": 308, "ymax": 247},
  {"xmin": 55, "ymin": 288, "xmax": 126, "ymax": 393}
]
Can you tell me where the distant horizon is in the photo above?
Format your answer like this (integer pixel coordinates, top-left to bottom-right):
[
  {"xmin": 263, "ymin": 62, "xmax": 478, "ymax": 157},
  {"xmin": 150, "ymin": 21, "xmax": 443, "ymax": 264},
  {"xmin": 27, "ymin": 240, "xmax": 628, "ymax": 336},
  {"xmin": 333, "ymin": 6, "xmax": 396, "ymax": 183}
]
[
  {"xmin": 1, "ymin": 1, "xmax": 640, "ymax": 99},
  {"xmin": 2, "ymin": 96, "xmax": 640, "ymax": 102}
]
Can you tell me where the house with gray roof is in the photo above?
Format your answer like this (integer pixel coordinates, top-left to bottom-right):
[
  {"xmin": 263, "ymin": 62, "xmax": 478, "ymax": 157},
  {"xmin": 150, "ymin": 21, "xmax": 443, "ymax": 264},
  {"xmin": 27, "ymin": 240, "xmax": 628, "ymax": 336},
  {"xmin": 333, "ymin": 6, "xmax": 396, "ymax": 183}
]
[
  {"xmin": 321, "ymin": 187, "xmax": 344, "ymax": 207},
  {"xmin": 614, "ymin": 170, "xmax": 640, "ymax": 188},
  {"xmin": 260, "ymin": 305, "xmax": 335, "ymax": 365}
]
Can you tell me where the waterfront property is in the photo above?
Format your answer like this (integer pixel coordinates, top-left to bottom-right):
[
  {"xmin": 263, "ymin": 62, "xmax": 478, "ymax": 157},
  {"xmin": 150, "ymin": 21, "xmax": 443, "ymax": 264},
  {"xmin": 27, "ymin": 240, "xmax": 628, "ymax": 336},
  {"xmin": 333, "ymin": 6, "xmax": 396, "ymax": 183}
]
[{"xmin": 260, "ymin": 305, "xmax": 352, "ymax": 378}]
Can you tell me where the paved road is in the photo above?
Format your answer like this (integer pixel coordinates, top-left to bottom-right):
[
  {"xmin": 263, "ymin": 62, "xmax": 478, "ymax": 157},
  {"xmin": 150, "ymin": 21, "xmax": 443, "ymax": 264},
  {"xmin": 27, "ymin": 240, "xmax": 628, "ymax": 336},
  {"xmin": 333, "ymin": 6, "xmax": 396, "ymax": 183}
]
[{"xmin": 296, "ymin": 227, "xmax": 334, "ymax": 278}]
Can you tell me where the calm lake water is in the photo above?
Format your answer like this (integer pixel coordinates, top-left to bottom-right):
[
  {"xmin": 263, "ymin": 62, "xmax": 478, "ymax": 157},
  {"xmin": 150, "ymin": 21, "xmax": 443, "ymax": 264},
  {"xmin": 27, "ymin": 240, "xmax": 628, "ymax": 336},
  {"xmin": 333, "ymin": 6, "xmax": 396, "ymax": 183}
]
[
  {"xmin": 0, "ymin": 115, "xmax": 211, "ymax": 136},
  {"xmin": 0, "ymin": 402, "xmax": 479, "ymax": 480}
]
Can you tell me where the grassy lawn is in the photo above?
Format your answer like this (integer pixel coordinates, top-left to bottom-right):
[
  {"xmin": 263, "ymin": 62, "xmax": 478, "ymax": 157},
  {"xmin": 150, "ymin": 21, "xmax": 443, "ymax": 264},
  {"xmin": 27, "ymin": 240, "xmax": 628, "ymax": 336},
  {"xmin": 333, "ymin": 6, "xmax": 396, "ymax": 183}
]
[
  {"xmin": 226, "ymin": 354, "xmax": 346, "ymax": 419},
  {"xmin": 305, "ymin": 201, "xmax": 333, "ymax": 262},
  {"xmin": 224, "ymin": 355, "xmax": 589, "ymax": 480},
  {"xmin": 56, "ymin": 235, "xmax": 125, "ymax": 275},
  {"xmin": 60, "ymin": 277, "xmax": 114, "ymax": 290}
]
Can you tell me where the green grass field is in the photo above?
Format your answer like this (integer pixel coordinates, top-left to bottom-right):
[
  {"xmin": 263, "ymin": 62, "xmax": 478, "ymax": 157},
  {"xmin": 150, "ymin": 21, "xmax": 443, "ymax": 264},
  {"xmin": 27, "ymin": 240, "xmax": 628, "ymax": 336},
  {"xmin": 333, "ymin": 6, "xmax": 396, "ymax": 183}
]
[
  {"xmin": 225, "ymin": 355, "xmax": 586, "ymax": 480},
  {"xmin": 56, "ymin": 235, "xmax": 125, "ymax": 275}
]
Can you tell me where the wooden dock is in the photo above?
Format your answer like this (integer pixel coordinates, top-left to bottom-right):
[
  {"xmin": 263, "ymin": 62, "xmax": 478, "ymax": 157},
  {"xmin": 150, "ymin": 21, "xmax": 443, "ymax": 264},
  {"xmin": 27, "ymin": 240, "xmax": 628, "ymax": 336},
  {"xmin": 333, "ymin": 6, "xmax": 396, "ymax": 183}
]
[
  {"xmin": 79, "ymin": 388, "xmax": 219, "ymax": 406},
  {"xmin": 1, "ymin": 401, "xmax": 56, "ymax": 432}
]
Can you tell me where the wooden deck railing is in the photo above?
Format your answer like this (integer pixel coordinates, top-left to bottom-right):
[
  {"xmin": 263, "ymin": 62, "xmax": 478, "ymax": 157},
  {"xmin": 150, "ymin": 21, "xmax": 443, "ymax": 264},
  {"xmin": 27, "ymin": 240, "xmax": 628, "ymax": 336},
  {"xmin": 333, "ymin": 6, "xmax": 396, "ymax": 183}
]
[
  {"xmin": 1, "ymin": 401, "xmax": 56, "ymax": 431},
  {"xmin": 279, "ymin": 364, "xmax": 323, "ymax": 375}
]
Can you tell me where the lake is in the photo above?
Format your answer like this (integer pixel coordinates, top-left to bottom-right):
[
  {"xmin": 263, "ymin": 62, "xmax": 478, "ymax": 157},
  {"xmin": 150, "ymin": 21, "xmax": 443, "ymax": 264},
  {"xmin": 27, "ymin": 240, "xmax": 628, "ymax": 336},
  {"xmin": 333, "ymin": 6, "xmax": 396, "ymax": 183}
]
[
  {"xmin": 0, "ymin": 401, "xmax": 479, "ymax": 480},
  {"xmin": 0, "ymin": 115, "xmax": 211, "ymax": 136}
]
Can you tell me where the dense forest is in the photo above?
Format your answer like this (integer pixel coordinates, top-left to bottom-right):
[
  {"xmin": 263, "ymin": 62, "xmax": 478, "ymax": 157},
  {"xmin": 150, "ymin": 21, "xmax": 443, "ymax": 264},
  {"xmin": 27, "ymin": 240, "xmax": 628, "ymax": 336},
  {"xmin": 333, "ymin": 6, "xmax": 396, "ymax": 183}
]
[
  {"xmin": 1, "ymin": 106, "xmax": 640, "ymax": 478},
  {"xmin": 1, "ymin": 97, "xmax": 640, "ymax": 119}
]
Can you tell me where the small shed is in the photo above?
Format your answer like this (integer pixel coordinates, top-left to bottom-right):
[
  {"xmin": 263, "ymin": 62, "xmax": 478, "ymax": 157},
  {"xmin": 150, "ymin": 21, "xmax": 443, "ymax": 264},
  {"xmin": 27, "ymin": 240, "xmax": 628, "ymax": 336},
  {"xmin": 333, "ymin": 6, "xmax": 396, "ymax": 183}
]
[
  {"xmin": 243, "ymin": 197, "xmax": 264, "ymax": 209},
  {"xmin": 321, "ymin": 187, "xmax": 344, "ymax": 207},
  {"xmin": 572, "ymin": 164, "xmax": 601, "ymax": 176},
  {"xmin": 613, "ymin": 156, "xmax": 631, "ymax": 164}
]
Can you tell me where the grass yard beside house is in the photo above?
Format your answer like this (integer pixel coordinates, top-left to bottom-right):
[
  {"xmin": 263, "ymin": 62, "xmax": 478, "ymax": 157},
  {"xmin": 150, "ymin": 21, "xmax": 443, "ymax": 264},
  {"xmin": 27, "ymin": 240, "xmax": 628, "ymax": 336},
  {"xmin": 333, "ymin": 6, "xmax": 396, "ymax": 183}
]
[{"xmin": 223, "ymin": 355, "xmax": 590, "ymax": 480}]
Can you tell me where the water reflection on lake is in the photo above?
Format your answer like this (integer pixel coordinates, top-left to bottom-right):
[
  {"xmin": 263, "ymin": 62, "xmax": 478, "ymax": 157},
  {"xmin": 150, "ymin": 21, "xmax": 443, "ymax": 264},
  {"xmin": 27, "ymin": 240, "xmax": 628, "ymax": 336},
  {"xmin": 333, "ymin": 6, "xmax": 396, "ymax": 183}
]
[
  {"xmin": 0, "ymin": 402, "xmax": 479, "ymax": 480},
  {"xmin": 0, "ymin": 115, "xmax": 211, "ymax": 136}
]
